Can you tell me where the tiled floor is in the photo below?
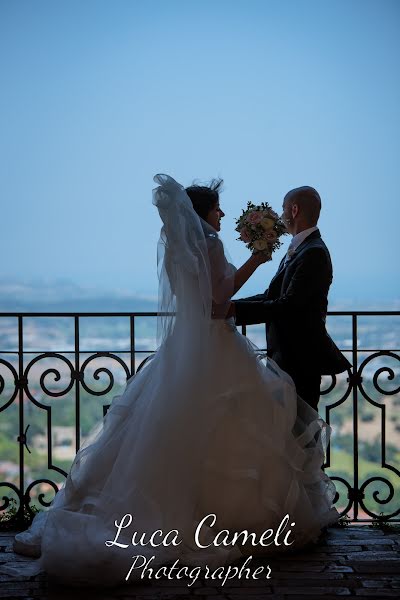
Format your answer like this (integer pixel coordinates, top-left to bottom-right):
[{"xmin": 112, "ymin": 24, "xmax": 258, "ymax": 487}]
[{"xmin": 0, "ymin": 525, "xmax": 399, "ymax": 599}]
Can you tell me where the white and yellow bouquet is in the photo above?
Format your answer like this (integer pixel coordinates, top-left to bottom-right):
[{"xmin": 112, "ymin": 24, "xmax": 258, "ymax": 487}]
[{"xmin": 235, "ymin": 202, "xmax": 287, "ymax": 260}]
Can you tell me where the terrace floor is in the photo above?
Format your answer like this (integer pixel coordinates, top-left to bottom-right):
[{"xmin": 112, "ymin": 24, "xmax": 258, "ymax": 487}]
[{"xmin": 0, "ymin": 525, "xmax": 399, "ymax": 599}]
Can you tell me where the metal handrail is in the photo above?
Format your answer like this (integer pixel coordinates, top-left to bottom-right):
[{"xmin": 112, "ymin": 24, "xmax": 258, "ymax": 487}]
[{"xmin": 0, "ymin": 310, "xmax": 399, "ymax": 527}]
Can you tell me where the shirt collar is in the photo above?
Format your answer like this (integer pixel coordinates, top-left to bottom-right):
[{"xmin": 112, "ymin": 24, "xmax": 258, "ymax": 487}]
[{"xmin": 290, "ymin": 226, "xmax": 319, "ymax": 253}]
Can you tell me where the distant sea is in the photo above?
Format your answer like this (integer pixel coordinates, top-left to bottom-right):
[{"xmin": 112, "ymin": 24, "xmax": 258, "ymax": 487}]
[
  {"xmin": 1, "ymin": 278, "xmax": 399, "ymax": 313},
  {"xmin": 0, "ymin": 280, "xmax": 158, "ymax": 313}
]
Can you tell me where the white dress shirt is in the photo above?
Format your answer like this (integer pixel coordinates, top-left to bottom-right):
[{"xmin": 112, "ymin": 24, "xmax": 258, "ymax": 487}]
[{"xmin": 284, "ymin": 226, "xmax": 319, "ymax": 263}]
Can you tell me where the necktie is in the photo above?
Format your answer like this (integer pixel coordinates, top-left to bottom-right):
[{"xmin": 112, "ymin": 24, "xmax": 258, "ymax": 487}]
[{"xmin": 284, "ymin": 240, "xmax": 296, "ymax": 264}]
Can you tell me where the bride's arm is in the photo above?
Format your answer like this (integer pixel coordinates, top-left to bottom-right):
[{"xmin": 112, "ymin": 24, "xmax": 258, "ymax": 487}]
[
  {"xmin": 233, "ymin": 253, "xmax": 267, "ymax": 295},
  {"xmin": 208, "ymin": 237, "xmax": 266, "ymax": 306}
]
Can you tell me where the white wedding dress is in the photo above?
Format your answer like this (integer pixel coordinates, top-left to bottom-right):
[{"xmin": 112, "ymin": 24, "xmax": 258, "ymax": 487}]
[{"xmin": 1, "ymin": 175, "xmax": 338, "ymax": 588}]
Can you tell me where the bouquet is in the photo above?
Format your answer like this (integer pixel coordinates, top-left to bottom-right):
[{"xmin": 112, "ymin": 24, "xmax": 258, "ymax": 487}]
[{"xmin": 235, "ymin": 201, "xmax": 287, "ymax": 261}]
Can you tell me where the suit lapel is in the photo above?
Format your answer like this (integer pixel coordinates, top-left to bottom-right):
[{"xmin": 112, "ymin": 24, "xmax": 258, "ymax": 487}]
[
  {"xmin": 269, "ymin": 229, "xmax": 321, "ymax": 286},
  {"xmin": 274, "ymin": 255, "xmax": 286, "ymax": 277},
  {"xmin": 266, "ymin": 256, "xmax": 286, "ymax": 294}
]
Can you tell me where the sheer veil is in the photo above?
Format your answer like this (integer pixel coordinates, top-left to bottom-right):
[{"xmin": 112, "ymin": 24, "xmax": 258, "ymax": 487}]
[
  {"xmin": 152, "ymin": 173, "xmax": 213, "ymax": 346},
  {"xmin": 0, "ymin": 174, "xmax": 242, "ymax": 585}
]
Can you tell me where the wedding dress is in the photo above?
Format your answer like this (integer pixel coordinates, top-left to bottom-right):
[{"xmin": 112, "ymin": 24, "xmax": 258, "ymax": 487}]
[{"xmin": 1, "ymin": 175, "xmax": 338, "ymax": 588}]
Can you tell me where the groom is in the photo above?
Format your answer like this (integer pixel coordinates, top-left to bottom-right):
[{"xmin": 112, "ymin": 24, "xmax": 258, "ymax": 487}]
[{"xmin": 232, "ymin": 186, "xmax": 351, "ymax": 410}]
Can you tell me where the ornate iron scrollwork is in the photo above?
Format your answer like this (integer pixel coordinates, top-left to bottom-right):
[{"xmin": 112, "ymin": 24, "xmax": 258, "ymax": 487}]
[
  {"xmin": 80, "ymin": 353, "xmax": 130, "ymax": 396},
  {"xmin": 17, "ymin": 424, "xmax": 31, "ymax": 454},
  {"xmin": 0, "ymin": 311, "xmax": 398, "ymax": 527}
]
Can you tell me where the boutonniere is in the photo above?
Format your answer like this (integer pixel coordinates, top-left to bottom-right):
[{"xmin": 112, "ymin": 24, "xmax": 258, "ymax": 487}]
[{"xmin": 286, "ymin": 247, "xmax": 296, "ymax": 261}]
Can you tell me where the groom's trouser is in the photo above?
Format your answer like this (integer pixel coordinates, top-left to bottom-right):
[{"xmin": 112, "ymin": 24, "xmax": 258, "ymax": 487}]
[{"xmin": 287, "ymin": 370, "xmax": 322, "ymax": 412}]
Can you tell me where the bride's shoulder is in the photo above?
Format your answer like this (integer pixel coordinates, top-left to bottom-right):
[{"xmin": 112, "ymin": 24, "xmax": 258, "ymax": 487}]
[
  {"xmin": 205, "ymin": 234, "xmax": 225, "ymax": 257},
  {"xmin": 204, "ymin": 230, "xmax": 221, "ymax": 246}
]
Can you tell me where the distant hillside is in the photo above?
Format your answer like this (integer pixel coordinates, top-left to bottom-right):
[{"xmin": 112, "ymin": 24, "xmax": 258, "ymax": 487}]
[
  {"xmin": 0, "ymin": 278, "xmax": 399, "ymax": 313},
  {"xmin": 0, "ymin": 280, "xmax": 158, "ymax": 313}
]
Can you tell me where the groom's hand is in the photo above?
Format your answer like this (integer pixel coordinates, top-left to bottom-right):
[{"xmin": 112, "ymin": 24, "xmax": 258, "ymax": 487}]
[
  {"xmin": 211, "ymin": 302, "xmax": 236, "ymax": 319},
  {"xmin": 225, "ymin": 302, "xmax": 236, "ymax": 319}
]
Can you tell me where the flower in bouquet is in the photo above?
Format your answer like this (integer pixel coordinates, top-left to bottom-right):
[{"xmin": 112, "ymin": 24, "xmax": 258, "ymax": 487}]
[{"xmin": 235, "ymin": 201, "xmax": 287, "ymax": 261}]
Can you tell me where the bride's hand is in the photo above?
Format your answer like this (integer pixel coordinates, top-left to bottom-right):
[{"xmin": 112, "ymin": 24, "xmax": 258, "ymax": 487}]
[
  {"xmin": 233, "ymin": 250, "xmax": 270, "ymax": 295},
  {"xmin": 252, "ymin": 251, "xmax": 270, "ymax": 265}
]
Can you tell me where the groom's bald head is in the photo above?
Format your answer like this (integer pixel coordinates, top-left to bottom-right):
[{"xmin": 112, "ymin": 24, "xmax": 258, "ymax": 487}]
[{"xmin": 284, "ymin": 186, "xmax": 321, "ymax": 227}]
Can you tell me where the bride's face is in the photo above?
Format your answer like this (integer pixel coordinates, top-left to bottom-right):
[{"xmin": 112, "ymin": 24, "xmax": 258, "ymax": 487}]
[{"xmin": 206, "ymin": 202, "xmax": 225, "ymax": 232}]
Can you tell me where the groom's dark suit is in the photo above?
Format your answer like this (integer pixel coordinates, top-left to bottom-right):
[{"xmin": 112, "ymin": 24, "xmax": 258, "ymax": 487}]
[{"xmin": 234, "ymin": 229, "xmax": 351, "ymax": 410}]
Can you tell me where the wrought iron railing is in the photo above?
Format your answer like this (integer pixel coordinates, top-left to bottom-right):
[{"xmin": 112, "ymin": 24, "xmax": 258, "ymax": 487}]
[{"xmin": 0, "ymin": 311, "xmax": 399, "ymax": 528}]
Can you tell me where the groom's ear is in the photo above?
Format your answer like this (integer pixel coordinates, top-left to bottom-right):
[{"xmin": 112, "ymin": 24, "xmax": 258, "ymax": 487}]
[{"xmin": 292, "ymin": 203, "xmax": 299, "ymax": 219}]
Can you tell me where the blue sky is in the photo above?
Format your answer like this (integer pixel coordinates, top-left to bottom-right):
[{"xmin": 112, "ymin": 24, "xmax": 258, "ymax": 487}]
[{"xmin": 1, "ymin": 0, "xmax": 399, "ymax": 306}]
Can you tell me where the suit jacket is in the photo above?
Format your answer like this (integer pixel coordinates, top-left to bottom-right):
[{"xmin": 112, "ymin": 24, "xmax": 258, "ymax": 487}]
[{"xmin": 234, "ymin": 229, "xmax": 351, "ymax": 376}]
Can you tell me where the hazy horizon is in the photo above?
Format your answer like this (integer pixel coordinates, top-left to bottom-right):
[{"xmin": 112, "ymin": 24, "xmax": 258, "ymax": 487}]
[
  {"xmin": 1, "ymin": 0, "xmax": 399, "ymax": 305},
  {"xmin": 0, "ymin": 276, "xmax": 399, "ymax": 312}
]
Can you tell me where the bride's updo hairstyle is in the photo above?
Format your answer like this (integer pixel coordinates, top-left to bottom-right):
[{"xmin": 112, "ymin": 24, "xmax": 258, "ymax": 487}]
[{"xmin": 185, "ymin": 179, "xmax": 223, "ymax": 220}]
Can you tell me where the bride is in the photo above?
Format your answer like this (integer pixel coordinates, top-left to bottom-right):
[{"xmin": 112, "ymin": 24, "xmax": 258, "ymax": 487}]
[{"xmin": 3, "ymin": 174, "xmax": 338, "ymax": 587}]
